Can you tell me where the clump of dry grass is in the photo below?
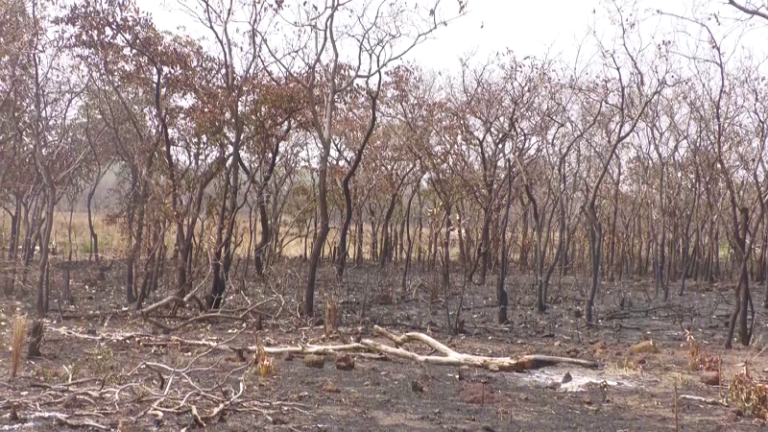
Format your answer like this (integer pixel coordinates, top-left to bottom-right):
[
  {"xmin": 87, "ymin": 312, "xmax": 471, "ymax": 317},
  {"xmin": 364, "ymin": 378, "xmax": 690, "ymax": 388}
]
[
  {"xmin": 324, "ymin": 298, "xmax": 338, "ymax": 335},
  {"xmin": 686, "ymin": 329, "xmax": 700, "ymax": 371},
  {"xmin": 256, "ymin": 341, "xmax": 276, "ymax": 378},
  {"xmin": 685, "ymin": 329, "xmax": 720, "ymax": 372},
  {"xmin": 10, "ymin": 315, "xmax": 28, "ymax": 378},
  {"xmin": 729, "ymin": 364, "xmax": 768, "ymax": 419}
]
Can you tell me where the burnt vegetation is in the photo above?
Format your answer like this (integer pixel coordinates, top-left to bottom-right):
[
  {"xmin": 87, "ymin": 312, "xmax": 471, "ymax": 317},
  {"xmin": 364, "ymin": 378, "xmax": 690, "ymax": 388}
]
[{"xmin": 1, "ymin": 0, "xmax": 768, "ymax": 430}]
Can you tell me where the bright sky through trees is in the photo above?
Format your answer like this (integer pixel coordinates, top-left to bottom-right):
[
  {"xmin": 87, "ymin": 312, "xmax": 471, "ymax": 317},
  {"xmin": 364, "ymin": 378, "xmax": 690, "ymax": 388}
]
[{"xmin": 142, "ymin": 0, "xmax": 768, "ymax": 73}]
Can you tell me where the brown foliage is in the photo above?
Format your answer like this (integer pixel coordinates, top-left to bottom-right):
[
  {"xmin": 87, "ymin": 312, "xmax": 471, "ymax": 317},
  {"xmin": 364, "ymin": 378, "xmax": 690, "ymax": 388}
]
[{"xmin": 729, "ymin": 366, "xmax": 768, "ymax": 420}]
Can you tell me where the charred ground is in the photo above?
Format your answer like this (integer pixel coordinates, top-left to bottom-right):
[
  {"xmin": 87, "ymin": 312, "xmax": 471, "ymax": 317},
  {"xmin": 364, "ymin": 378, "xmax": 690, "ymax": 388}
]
[{"xmin": 1, "ymin": 260, "xmax": 767, "ymax": 432}]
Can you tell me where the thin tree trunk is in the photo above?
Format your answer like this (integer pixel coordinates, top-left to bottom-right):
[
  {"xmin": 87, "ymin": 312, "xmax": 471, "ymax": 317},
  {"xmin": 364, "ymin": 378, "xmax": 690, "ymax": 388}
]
[
  {"xmin": 304, "ymin": 143, "xmax": 331, "ymax": 317},
  {"xmin": 4, "ymin": 196, "xmax": 21, "ymax": 296},
  {"xmin": 63, "ymin": 197, "xmax": 75, "ymax": 305},
  {"xmin": 380, "ymin": 181, "xmax": 407, "ymax": 267},
  {"xmin": 607, "ymin": 166, "xmax": 620, "ymax": 281},
  {"xmin": 585, "ymin": 203, "xmax": 603, "ymax": 325},
  {"xmin": 401, "ymin": 185, "xmax": 419, "ymax": 294},
  {"xmin": 86, "ymin": 182, "xmax": 100, "ymax": 264},
  {"xmin": 254, "ymin": 198, "xmax": 270, "ymax": 277},
  {"xmin": 355, "ymin": 206, "xmax": 364, "ymax": 266},
  {"xmin": 497, "ymin": 163, "xmax": 513, "ymax": 324},
  {"xmin": 35, "ymin": 190, "xmax": 55, "ymax": 317}
]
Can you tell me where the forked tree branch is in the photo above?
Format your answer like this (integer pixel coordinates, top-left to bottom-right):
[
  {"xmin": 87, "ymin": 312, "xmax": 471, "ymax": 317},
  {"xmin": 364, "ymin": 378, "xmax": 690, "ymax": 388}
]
[{"xmin": 727, "ymin": 0, "xmax": 768, "ymax": 21}]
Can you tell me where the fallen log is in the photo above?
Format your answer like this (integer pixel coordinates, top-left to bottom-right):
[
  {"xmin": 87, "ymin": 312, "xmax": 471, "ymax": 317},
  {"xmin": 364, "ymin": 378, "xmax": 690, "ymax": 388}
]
[
  {"xmin": 361, "ymin": 325, "xmax": 598, "ymax": 371},
  {"xmin": 52, "ymin": 324, "xmax": 599, "ymax": 372},
  {"xmin": 163, "ymin": 326, "xmax": 597, "ymax": 371}
]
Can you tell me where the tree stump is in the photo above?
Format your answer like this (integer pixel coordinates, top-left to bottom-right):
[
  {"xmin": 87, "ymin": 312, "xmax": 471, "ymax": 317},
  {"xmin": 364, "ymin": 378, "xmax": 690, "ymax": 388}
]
[{"xmin": 27, "ymin": 319, "xmax": 44, "ymax": 358}]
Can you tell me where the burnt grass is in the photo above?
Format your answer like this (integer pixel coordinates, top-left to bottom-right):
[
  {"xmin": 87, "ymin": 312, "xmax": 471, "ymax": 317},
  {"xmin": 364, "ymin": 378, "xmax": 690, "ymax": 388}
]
[{"xmin": 2, "ymin": 258, "xmax": 768, "ymax": 431}]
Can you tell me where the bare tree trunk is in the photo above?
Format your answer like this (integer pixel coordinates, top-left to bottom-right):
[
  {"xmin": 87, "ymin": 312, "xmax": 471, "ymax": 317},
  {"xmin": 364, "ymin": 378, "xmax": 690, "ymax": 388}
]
[
  {"xmin": 585, "ymin": 203, "xmax": 603, "ymax": 325},
  {"xmin": 304, "ymin": 144, "xmax": 331, "ymax": 317},
  {"xmin": 441, "ymin": 202, "xmax": 452, "ymax": 327},
  {"xmin": 355, "ymin": 206, "xmax": 364, "ymax": 266},
  {"xmin": 519, "ymin": 198, "xmax": 530, "ymax": 270},
  {"xmin": 126, "ymin": 173, "xmax": 148, "ymax": 305},
  {"xmin": 86, "ymin": 181, "xmax": 100, "ymax": 264},
  {"xmin": 254, "ymin": 198, "xmax": 270, "ymax": 277},
  {"xmin": 208, "ymin": 157, "xmax": 241, "ymax": 310},
  {"xmin": 679, "ymin": 172, "xmax": 700, "ymax": 296},
  {"xmin": 456, "ymin": 210, "xmax": 466, "ymax": 269},
  {"xmin": 398, "ymin": 204, "xmax": 407, "ymax": 265},
  {"xmin": 401, "ymin": 185, "xmax": 419, "ymax": 294},
  {"xmin": 607, "ymin": 166, "xmax": 620, "ymax": 281},
  {"xmin": 477, "ymin": 197, "xmax": 492, "ymax": 285},
  {"xmin": 369, "ymin": 203, "xmax": 379, "ymax": 262},
  {"xmin": 4, "ymin": 196, "xmax": 21, "ymax": 296},
  {"xmin": 35, "ymin": 190, "xmax": 55, "ymax": 317},
  {"xmin": 655, "ymin": 162, "xmax": 669, "ymax": 300},
  {"xmin": 136, "ymin": 223, "xmax": 163, "ymax": 310},
  {"xmin": 416, "ymin": 193, "xmax": 424, "ymax": 268},
  {"xmin": 524, "ymin": 185, "xmax": 546, "ymax": 313},
  {"xmin": 63, "ymin": 197, "xmax": 75, "ymax": 305},
  {"xmin": 497, "ymin": 163, "xmax": 513, "ymax": 324},
  {"xmin": 208, "ymin": 169, "xmax": 230, "ymax": 310},
  {"xmin": 243, "ymin": 204, "xmax": 254, "ymax": 278},
  {"xmin": 728, "ymin": 207, "xmax": 756, "ymax": 348},
  {"xmin": 381, "ymin": 190, "xmax": 402, "ymax": 268},
  {"xmin": 336, "ymin": 178, "xmax": 355, "ymax": 281},
  {"xmin": 543, "ymin": 198, "xmax": 564, "ymax": 303}
]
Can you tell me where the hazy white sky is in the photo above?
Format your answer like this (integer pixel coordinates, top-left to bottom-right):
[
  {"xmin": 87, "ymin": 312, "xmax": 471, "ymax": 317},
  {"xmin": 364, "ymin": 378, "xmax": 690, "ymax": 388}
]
[
  {"xmin": 408, "ymin": 0, "xmax": 603, "ymax": 69},
  {"xmin": 139, "ymin": 0, "xmax": 767, "ymax": 72}
]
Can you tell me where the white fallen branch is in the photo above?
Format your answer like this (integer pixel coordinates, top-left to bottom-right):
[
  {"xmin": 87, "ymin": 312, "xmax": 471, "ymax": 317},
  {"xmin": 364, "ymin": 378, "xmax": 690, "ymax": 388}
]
[
  {"xmin": 161, "ymin": 336, "xmax": 366, "ymax": 356},
  {"xmin": 359, "ymin": 325, "xmax": 599, "ymax": 371},
  {"xmin": 165, "ymin": 326, "xmax": 597, "ymax": 371},
  {"xmin": 678, "ymin": 395, "xmax": 727, "ymax": 406},
  {"xmin": 49, "ymin": 327, "xmax": 152, "ymax": 342}
]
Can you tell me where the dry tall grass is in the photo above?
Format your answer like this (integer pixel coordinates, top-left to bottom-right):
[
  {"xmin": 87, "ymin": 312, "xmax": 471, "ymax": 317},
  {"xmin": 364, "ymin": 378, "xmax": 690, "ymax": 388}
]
[
  {"xmin": 324, "ymin": 299, "xmax": 338, "ymax": 335},
  {"xmin": 10, "ymin": 315, "xmax": 27, "ymax": 378},
  {"xmin": 1, "ymin": 210, "xmax": 446, "ymax": 263}
]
